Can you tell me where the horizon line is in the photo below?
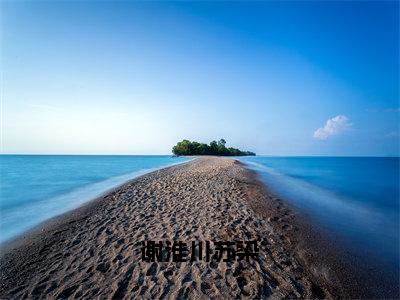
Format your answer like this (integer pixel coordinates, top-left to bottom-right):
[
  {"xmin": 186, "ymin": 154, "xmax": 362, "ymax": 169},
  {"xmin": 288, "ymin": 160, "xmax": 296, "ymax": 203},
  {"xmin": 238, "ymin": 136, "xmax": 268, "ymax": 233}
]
[{"xmin": 0, "ymin": 153, "xmax": 399, "ymax": 158}]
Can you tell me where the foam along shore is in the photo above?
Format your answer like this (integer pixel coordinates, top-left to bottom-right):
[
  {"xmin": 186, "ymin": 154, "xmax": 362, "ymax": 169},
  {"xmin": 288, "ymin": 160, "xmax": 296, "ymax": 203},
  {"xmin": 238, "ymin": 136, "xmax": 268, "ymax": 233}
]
[{"xmin": 1, "ymin": 157, "xmax": 340, "ymax": 299}]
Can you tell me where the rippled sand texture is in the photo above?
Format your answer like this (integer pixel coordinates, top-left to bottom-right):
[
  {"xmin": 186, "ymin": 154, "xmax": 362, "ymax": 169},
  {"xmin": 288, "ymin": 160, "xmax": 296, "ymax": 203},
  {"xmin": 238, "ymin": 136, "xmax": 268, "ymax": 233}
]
[{"xmin": 0, "ymin": 157, "xmax": 330, "ymax": 299}]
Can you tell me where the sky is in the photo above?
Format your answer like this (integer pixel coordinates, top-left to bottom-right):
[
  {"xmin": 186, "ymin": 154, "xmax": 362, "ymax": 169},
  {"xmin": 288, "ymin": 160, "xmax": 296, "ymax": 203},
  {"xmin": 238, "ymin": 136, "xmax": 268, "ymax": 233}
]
[{"xmin": 1, "ymin": 1, "xmax": 399, "ymax": 156}]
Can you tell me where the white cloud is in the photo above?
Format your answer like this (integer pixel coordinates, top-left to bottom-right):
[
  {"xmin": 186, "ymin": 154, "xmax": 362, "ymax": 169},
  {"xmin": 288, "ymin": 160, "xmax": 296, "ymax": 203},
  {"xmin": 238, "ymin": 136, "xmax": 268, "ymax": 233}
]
[{"xmin": 314, "ymin": 115, "xmax": 352, "ymax": 140}]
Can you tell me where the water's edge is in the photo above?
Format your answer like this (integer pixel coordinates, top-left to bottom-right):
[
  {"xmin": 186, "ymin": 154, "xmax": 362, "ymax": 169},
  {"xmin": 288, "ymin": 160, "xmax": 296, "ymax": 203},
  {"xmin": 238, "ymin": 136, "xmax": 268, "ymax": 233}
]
[
  {"xmin": 0, "ymin": 157, "xmax": 194, "ymax": 247},
  {"xmin": 239, "ymin": 159, "xmax": 399, "ymax": 299}
]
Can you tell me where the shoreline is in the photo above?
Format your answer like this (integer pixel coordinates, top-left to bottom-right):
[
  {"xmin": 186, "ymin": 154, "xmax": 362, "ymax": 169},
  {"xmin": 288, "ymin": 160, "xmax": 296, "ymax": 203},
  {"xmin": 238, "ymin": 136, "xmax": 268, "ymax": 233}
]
[
  {"xmin": 0, "ymin": 156, "xmax": 377, "ymax": 298},
  {"xmin": 0, "ymin": 157, "xmax": 194, "ymax": 247},
  {"xmin": 239, "ymin": 160, "xmax": 400, "ymax": 299}
]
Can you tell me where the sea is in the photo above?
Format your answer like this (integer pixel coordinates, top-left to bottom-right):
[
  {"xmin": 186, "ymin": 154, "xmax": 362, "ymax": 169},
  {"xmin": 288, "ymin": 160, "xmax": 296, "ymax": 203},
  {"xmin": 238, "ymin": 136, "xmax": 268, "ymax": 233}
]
[
  {"xmin": 1, "ymin": 155, "xmax": 399, "ymax": 295},
  {"xmin": 237, "ymin": 156, "xmax": 399, "ymax": 296},
  {"xmin": 0, "ymin": 155, "xmax": 190, "ymax": 243}
]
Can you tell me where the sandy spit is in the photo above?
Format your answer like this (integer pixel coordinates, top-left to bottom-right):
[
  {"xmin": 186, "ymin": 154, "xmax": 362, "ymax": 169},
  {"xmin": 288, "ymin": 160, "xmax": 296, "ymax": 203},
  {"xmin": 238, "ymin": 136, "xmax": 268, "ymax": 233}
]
[{"xmin": 0, "ymin": 157, "xmax": 336, "ymax": 299}]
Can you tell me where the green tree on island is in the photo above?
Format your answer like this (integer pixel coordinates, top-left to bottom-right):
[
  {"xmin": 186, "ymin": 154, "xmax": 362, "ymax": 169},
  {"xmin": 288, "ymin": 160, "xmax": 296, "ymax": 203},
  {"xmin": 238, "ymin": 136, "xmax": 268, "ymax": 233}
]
[{"xmin": 172, "ymin": 139, "xmax": 256, "ymax": 156}]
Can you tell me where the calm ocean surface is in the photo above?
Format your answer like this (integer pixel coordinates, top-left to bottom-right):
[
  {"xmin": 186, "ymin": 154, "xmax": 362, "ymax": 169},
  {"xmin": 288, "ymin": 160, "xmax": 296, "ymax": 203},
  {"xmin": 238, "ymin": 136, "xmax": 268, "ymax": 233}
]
[
  {"xmin": 1, "ymin": 155, "xmax": 399, "ymax": 271},
  {"xmin": 238, "ymin": 156, "xmax": 400, "ymax": 271},
  {"xmin": 0, "ymin": 155, "xmax": 190, "ymax": 243}
]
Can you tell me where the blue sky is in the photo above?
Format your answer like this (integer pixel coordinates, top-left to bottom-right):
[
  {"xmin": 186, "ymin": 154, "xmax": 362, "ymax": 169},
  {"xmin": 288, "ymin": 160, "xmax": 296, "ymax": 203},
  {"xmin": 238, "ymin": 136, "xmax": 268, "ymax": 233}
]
[{"xmin": 1, "ymin": 1, "xmax": 399, "ymax": 155}]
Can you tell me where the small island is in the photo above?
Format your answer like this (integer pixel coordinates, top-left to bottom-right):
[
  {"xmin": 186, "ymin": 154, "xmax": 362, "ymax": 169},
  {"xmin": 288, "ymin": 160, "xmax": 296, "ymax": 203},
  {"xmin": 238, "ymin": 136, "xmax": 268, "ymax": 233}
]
[{"xmin": 172, "ymin": 139, "xmax": 256, "ymax": 156}]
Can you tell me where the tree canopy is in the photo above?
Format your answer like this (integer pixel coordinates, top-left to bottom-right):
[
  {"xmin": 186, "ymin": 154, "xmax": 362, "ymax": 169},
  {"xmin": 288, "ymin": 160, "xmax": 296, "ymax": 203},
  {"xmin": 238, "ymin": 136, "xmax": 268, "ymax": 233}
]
[{"xmin": 172, "ymin": 139, "xmax": 256, "ymax": 156}]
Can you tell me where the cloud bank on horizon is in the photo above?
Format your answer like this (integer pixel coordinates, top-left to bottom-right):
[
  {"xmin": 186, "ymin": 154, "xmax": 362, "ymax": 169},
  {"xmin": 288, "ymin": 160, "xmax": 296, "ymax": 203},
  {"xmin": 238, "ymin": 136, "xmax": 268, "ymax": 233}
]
[{"xmin": 314, "ymin": 115, "xmax": 352, "ymax": 140}]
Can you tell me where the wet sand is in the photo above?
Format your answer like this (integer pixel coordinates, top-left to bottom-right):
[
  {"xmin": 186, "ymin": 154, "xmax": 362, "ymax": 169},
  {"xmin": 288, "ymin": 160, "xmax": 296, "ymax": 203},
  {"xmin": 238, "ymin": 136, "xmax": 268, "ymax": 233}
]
[{"xmin": 1, "ymin": 157, "xmax": 347, "ymax": 298}]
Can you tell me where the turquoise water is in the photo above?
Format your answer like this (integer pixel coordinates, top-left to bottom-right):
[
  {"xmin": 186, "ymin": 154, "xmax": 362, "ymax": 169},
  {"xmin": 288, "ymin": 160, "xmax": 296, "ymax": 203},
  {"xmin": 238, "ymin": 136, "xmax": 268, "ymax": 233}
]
[
  {"xmin": 238, "ymin": 156, "xmax": 399, "ymax": 289},
  {"xmin": 0, "ymin": 155, "xmax": 190, "ymax": 243}
]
